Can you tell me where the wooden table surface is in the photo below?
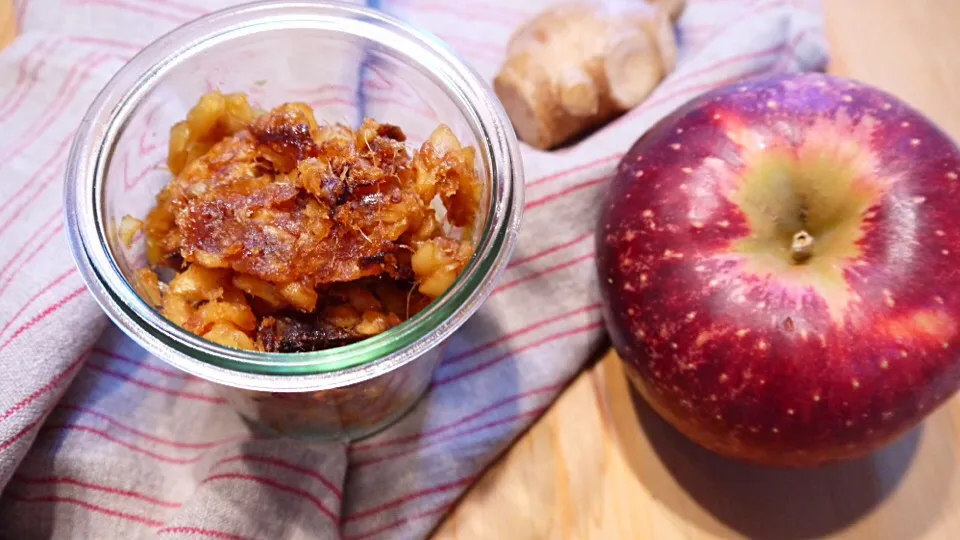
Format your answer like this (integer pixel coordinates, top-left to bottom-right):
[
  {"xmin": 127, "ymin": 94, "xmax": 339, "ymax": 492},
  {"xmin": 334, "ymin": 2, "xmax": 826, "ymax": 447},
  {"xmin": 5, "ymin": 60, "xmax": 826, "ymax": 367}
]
[
  {"xmin": 434, "ymin": 1, "xmax": 960, "ymax": 539},
  {"xmin": 3, "ymin": 1, "xmax": 960, "ymax": 539},
  {"xmin": 0, "ymin": 0, "xmax": 14, "ymax": 52}
]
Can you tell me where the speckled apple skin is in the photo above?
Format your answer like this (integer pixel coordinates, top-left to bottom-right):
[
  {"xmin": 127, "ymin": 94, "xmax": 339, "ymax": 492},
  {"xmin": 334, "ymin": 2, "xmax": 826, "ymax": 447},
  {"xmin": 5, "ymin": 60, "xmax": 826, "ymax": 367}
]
[{"xmin": 596, "ymin": 73, "xmax": 960, "ymax": 467}]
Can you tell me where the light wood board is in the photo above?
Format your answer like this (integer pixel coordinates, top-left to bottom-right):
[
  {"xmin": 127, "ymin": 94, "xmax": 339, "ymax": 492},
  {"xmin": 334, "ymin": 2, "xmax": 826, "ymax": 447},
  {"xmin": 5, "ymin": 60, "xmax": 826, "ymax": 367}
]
[
  {"xmin": 434, "ymin": 0, "xmax": 960, "ymax": 539},
  {"xmin": 0, "ymin": 0, "xmax": 15, "ymax": 52}
]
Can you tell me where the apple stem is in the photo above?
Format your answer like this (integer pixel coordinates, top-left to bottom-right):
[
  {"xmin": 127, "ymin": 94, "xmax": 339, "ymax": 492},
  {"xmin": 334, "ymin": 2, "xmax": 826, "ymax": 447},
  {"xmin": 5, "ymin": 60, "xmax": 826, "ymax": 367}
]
[{"xmin": 791, "ymin": 230, "xmax": 814, "ymax": 264}]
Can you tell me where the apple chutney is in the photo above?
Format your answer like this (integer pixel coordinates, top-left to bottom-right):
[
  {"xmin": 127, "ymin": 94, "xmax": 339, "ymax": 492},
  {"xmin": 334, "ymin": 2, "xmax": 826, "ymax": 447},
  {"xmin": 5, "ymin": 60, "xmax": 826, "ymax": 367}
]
[
  {"xmin": 64, "ymin": 1, "xmax": 526, "ymax": 443},
  {"xmin": 131, "ymin": 91, "xmax": 482, "ymax": 434}
]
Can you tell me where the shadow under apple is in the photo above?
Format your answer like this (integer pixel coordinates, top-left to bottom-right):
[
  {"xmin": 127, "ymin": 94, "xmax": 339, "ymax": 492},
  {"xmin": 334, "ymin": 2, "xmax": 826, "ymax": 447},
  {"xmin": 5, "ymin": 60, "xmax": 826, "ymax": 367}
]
[{"xmin": 625, "ymin": 380, "xmax": 948, "ymax": 540}]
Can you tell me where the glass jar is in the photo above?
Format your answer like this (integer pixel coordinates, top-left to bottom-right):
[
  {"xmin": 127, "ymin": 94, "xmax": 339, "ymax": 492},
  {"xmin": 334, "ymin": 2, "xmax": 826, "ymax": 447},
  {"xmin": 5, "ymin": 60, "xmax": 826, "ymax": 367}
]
[{"xmin": 64, "ymin": 1, "xmax": 524, "ymax": 441}]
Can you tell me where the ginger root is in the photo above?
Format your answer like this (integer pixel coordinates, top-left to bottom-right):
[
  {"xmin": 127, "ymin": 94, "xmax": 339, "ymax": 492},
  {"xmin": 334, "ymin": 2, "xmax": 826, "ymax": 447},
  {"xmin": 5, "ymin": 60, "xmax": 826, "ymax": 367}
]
[{"xmin": 494, "ymin": 1, "xmax": 680, "ymax": 150}]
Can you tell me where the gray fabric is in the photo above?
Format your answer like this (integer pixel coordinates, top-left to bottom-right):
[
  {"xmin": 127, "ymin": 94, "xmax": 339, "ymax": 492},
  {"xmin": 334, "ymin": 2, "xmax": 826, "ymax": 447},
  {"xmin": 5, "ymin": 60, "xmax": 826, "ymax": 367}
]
[{"xmin": 0, "ymin": 0, "xmax": 828, "ymax": 538}]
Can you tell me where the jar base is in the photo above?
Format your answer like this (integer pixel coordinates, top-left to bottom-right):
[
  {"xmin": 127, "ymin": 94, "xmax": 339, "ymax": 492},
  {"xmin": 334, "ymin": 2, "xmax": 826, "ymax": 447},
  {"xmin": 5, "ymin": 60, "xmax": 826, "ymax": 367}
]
[{"xmin": 230, "ymin": 381, "xmax": 435, "ymax": 444}]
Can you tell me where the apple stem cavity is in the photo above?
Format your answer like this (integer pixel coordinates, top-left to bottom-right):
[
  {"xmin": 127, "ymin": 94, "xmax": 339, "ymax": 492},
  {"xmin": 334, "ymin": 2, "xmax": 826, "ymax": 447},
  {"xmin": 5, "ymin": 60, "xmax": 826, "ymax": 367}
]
[{"xmin": 791, "ymin": 230, "xmax": 815, "ymax": 264}]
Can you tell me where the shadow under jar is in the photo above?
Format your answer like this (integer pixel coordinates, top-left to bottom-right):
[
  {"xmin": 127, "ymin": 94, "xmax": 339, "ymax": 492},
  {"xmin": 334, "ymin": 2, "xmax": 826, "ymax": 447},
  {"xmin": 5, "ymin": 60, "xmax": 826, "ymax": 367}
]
[{"xmin": 64, "ymin": 1, "xmax": 524, "ymax": 441}]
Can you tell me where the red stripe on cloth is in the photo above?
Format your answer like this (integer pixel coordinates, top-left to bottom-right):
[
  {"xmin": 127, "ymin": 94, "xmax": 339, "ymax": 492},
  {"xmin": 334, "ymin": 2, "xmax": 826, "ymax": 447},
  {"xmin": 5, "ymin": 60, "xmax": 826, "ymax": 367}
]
[
  {"xmin": 526, "ymin": 154, "xmax": 621, "ymax": 189},
  {"xmin": 138, "ymin": 134, "xmax": 157, "ymax": 158},
  {"xmin": 352, "ymin": 383, "xmax": 564, "ymax": 452},
  {"xmin": 209, "ymin": 455, "xmax": 343, "ymax": 500},
  {"xmin": 493, "ymin": 253, "xmax": 596, "ymax": 297},
  {"xmin": 0, "ymin": 210, "xmax": 59, "ymax": 270},
  {"xmin": 201, "ymin": 473, "xmax": 338, "ymax": 523},
  {"xmin": 343, "ymin": 502, "xmax": 453, "ymax": 540},
  {"xmin": 16, "ymin": 476, "xmax": 182, "ymax": 508},
  {"xmin": 286, "ymin": 82, "xmax": 355, "ymax": 95},
  {"xmin": 57, "ymin": 404, "xmax": 248, "ymax": 450},
  {"xmin": 0, "ymin": 181, "xmax": 62, "ymax": 241},
  {"xmin": 0, "ymin": 349, "xmax": 89, "ymax": 424},
  {"xmin": 0, "ymin": 223, "xmax": 65, "ymax": 298},
  {"xmin": 0, "ymin": 286, "xmax": 88, "ymax": 352},
  {"xmin": 0, "ymin": 213, "xmax": 60, "ymax": 277},
  {"xmin": 0, "ymin": 268, "xmax": 77, "ymax": 338},
  {"xmin": 0, "ymin": 41, "xmax": 63, "ymax": 121},
  {"xmin": 0, "ymin": 39, "xmax": 58, "ymax": 120},
  {"xmin": 82, "ymin": 363, "xmax": 228, "ymax": 404},
  {"xmin": 145, "ymin": 0, "xmax": 208, "ymax": 15},
  {"xmin": 0, "ymin": 53, "xmax": 111, "ymax": 162},
  {"xmin": 157, "ymin": 527, "xmax": 252, "ymax": 540},
  {"xmin": 432, "ymin": 321, "xmax": 604, "ymax": 387},
  {"xmin": 43, "ymin": 424, "xmax": 219, "ymax": 464},
  {"xmin": 135, "ymin": 104, "xmax": 163, "ymax": 157},
  {"xmin": 0, "ymin": 413, "xmax": 46, "ymax": 453},
  {"xmin": 0, "ymin": 131, "xmax": 71, "ymax": 219},
  {"xmin": 0, "ymin": 39, "xmax": 45, "ymax": 112},
  {"xmin": 427, "ymin": 36, "xmax": 503, "ymax": 62},
  {"xmin": 525, "ymin": 176, "xmax": 610, "ymax": 211},
  {"xmin": 430, "ymin": 32, "xmax": 504, "ymax": 59},
  {"xmin": 73, "ymin": 0, "xmax": 190, "ymax": 24},
  {"xmin": 351, "ymin": 407, "xmax": 547, "ymax": 470},
  {"xmin": 442, "ymin": 303, "xmax": 602, "ymax": 367},
  {"xmin": 10, "ymin": 495, "xmax": 164, "ymax": 527},
  {"xmin": 308, "ymin": 97, "xmax": 357, "ymax": 109},
  {"xmin": 68, "ymin": 35, "xmax": 143, "ymax": 51},
  {"xmin": 122, "ymin": 156, "xmax": 166, "ymax": 191},
  {"xmin": 92, "ymin": 347, "xmax": 194, "ymax": 381},
  {"xmin": 506, "ymin": 232, "xmax": 592, "ymax": 269},
  {"xmin": 388, "ymin": 0, "xmax": 529, "ymax": 26},
  {"xmin": 344, "ymin": 476, "xmax": 474, "ymax": 522},
  {"xmin": 430, "ymin": 33, "xmax": 505, "ymax": 54}
]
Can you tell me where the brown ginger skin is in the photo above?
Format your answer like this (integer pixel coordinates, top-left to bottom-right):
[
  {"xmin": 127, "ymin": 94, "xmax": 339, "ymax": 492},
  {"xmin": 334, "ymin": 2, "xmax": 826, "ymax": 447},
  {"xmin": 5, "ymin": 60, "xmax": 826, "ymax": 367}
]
[{"xmin": 493, "ymin": 1, "xmax": 680, "ymax": 150}]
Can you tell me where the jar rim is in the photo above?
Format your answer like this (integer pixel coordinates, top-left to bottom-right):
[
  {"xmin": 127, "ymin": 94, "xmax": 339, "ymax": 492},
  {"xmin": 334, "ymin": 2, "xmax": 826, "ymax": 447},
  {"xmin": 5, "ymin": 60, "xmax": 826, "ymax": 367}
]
[{"xmin": 63, "ymin": 0, "xmax": 524, "ymax": 392}]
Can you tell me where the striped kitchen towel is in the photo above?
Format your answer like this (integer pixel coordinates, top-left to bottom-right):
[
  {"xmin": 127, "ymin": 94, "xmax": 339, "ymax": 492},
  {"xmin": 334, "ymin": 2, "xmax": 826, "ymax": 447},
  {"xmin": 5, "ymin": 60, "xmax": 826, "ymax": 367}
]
[{"xmin": 0, "ymin": 0, "xmax": 827, "ymax": 538}]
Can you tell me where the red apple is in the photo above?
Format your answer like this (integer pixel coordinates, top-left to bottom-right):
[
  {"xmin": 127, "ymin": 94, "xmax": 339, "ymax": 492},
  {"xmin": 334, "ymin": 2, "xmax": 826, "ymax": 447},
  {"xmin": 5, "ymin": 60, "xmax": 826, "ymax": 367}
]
[{"xmin": 596, "ymin": 73, "xmax": 960, "ymax": 467}]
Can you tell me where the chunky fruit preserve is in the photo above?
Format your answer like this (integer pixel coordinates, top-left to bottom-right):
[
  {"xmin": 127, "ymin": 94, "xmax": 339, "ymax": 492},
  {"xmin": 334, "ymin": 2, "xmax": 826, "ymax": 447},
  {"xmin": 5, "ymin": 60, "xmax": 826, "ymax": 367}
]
[
  {"xmin": 129, "ymin": 91, "xmax": 482, "ymax": 354},
  {"xmin": 119, "ymin": 92, "xmax": 484, "ymax": 436}
]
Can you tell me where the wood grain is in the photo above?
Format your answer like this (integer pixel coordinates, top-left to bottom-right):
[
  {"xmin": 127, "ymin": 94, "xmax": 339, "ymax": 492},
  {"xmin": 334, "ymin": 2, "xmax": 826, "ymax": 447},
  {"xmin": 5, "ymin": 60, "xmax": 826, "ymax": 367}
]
[
  {"xmin": 435, "ymin": 0, "xmax": 960, "ymax": 538},
  {"xmin": 0, "ymin": 0, "xmax": 15, "ymax": 52}
]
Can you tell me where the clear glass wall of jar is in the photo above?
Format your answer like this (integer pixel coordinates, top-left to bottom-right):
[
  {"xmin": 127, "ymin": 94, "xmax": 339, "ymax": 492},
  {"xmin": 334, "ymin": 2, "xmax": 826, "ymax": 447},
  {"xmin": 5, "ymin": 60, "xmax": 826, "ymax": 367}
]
[{"xmin": 64, "ymin": 1, "xmax": 524, "ymax": 441}]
